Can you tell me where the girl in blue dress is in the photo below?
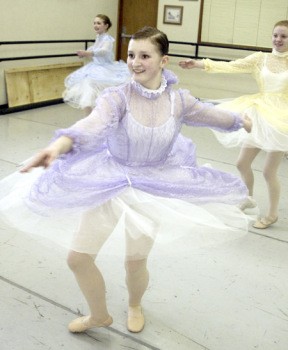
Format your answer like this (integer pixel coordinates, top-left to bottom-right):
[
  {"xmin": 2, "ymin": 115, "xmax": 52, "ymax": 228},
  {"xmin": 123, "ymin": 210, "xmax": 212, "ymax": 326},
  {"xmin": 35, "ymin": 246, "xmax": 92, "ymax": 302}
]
[{"xmin": 63, "ymin": 14, "xmax": 130, "ymax": 114}]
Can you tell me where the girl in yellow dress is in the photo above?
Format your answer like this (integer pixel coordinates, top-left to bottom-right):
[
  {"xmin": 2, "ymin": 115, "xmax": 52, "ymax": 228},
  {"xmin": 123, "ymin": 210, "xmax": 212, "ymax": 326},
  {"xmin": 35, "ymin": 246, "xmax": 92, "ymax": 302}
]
[{"xmin": 179, "ymin": 20, "xmax": 288, "ymax": 229}]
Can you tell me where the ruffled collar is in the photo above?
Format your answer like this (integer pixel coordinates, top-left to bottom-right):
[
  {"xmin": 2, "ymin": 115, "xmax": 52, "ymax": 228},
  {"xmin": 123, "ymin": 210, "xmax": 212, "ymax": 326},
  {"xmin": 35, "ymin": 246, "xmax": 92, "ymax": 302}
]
[
  {"xmin": 96, "ymin": 32, "xmax": 108, "ymax": 42},
  {"xmin": 272, "ymin": 48, "xmax": 288, "ymax": 58},
  {"xmin": 131, "ymin": 69, "xmax": 178, "ymax": 99}
]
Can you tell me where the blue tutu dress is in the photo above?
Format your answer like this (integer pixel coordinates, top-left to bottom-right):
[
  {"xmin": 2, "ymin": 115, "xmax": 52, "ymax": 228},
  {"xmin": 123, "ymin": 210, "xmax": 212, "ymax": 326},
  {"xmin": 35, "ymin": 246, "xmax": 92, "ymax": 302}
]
[
  {"xmin": 63, "ymin": 32, "xmax": 130, "ymax": 109},
  {"xmin": 0, "ymin": 70, "xmax": 249, "ymax": 258}
]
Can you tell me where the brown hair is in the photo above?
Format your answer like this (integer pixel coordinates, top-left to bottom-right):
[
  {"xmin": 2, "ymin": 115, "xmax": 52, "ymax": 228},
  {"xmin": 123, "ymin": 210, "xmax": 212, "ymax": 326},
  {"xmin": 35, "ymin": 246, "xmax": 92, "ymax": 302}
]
[
  {"xmin": 95, "ymin": 14, "xmax": 112, "ymax": 29},
  {"xmin": 131, "ymin": 26, "xmax": 169, "ymax": 56},
  {"xmin": 273, "ymin": 20, "xmax": 288, "ymax": 29}
]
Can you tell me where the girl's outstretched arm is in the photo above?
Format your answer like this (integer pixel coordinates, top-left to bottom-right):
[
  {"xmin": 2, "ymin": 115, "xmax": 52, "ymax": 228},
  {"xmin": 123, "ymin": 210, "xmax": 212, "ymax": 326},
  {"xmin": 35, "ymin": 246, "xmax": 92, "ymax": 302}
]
[{"xmin": 20, "ymin": 136, "xmax": 73, "ymax": 172}]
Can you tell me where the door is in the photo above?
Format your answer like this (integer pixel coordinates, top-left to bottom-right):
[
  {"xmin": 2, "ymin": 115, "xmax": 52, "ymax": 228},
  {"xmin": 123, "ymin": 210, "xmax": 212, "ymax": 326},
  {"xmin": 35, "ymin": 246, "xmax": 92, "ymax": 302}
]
[{"xmin": 117, "ymin": 0, "xmax": 159, "ymax": 61}]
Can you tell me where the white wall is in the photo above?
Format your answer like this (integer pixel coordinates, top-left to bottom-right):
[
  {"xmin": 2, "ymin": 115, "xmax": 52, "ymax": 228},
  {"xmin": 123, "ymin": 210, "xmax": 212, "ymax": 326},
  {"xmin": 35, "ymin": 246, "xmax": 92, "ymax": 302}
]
[
  {"xmin": 157, "ymin": 0, "xmax": 201, "ymax": 59},
  {"xmin": 0, "ymin": 0, "xmax": 118, "ymax": 41},
  {"xmin": 202, "ymin": 0, "xmax": 288, "ymax": 47},
  {"xmin": 157, "ymin": 0, "xmax": 201, "ymax": 42},
  {"xmin": 0, "ymin": 0, "xmax": 119, "ymax": 104},
  {"xmin": 1, "ymin": 0, "xmax": 283, "ymax": 106}
]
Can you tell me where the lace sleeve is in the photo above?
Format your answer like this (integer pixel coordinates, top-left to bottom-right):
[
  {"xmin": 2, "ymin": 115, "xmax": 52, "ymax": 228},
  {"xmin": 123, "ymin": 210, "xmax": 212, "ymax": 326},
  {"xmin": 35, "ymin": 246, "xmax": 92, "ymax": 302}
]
[
  {"xmin": 204, "ymin": 52, "xmax": 264, "ymax": 74},
  {"xmin": 178, "ymin": 89, "xmax": 244, "ymax": 132},
  {"xmin": 54, "ymin": 88, "xmax": 125, "ymax": 152},
  {"xmin": 88, "ymin": 41, "xmax": 113, "ymax": 57}
]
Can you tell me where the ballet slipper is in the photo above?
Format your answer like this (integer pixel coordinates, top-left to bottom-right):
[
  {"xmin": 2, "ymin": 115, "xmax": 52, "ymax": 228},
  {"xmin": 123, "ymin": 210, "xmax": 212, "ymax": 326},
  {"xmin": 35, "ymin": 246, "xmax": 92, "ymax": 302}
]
[
  {"xmin": 252, "ymin": 216, "xmax": 278, "ymax": 229},
  {"xmin": 127, "ymin": 306, "xmax": 145, "ymax": 333},
  {"xmin": 238, "ymin": 196, "xmax": 257, "ymax": 211},
  {"xmin": 68, "ymin": 315, "xmax": 113, "ymax": 333}
]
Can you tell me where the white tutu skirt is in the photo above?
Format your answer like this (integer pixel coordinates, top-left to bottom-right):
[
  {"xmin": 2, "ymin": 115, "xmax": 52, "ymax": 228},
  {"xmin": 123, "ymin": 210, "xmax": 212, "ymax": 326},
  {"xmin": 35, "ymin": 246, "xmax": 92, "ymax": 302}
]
[
  {"xmin": 212, "ymin": 93, "xmax": 288, "ymax": 152},
  {"xmin": 63, "ymin": 61, "xmax": 130, "ymax": 109},
  {"xmin": 0, "ymin": 167, "xmax": 250, "ymax": 260}
]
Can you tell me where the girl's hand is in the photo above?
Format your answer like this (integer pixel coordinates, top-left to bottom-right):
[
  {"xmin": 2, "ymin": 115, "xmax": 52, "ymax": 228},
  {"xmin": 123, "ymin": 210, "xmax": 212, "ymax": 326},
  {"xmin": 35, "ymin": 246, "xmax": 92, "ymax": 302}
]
[
  {"xmin": 20, "ymin": 148, "xmax": 59, "ymax": 173},
  {"xmin": 243, "ymin": 115, "xmax": 252, "ymax": 133},
  {"xmin": 76, "ymin": 50, "xmax": 92, "ymax": 58},
  {"xmin": 76, "ymin": 50, "xmax": 87, "ymax": 58},
  {"xmin": 20, "ymin": 136, "xmax": 73, "ymax": 173},
  {"xmin": 178, "ymin": 59, "xmax": 198, "ymax": 69}
]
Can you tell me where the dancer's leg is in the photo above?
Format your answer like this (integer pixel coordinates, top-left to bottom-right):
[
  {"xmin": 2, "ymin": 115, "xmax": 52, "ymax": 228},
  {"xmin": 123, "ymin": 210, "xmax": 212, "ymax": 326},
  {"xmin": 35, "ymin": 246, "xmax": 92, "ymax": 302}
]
[
  {"xmin": 84, "ymin": 107, "xmax": 92, "ymax": 116},
  {"xmin": 125, "ymin": 234, "xmax": 154, "ymax": 332},
  {"xmin": 236, "ymin": 146, "xmax": 261, "ymax": 196},
  {"xmin": 125, "ymin": 257, "xmax": 150, "ymax": 307},
  {"xmin": 66, "ymin": 205, "xmax": 116, "ymax": 332},
  {"xmin": 67, "ymin": 251, "xmax": 112, "ymax": 329},
  {"xmin": 262, "ymin": 151, "xmax": 283, "ymax": 218}
]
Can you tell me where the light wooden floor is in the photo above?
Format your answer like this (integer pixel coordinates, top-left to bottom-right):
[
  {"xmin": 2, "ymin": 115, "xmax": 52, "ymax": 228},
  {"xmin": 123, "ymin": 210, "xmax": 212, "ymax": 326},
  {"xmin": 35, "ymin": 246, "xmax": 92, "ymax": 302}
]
[{"xmin": 0, "ymin": 62, "xmax": 287, "ymax": 350}]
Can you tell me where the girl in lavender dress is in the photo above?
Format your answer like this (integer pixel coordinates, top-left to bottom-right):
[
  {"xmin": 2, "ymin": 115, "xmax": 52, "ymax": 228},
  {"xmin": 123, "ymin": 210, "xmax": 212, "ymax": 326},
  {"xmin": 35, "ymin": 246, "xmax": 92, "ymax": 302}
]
[
  {"xmin": 0, "ymin": 27, "xmax": 251, "ymax": 334},
  {"xmin": 63, "ymin": 14, "xmax": 130, "ymax": 114}
]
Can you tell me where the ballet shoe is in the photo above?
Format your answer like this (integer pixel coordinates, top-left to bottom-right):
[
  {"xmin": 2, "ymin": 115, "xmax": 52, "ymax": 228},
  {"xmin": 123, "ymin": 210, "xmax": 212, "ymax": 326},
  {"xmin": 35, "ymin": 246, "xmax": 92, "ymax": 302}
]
[
  {"xmin": 127, "ymin": 306, "xmax": 145, "ymax": 333},
  {"xmin": 252, "ymin": 216, "xmax": 278, "ymax": 229},
  {"xmin": 68, "ymin": 315, "xmax": 113, "ymax": 333},
  {"xmin": 238, "ymin": 196, "xmax": 257, "ymax": 211}
]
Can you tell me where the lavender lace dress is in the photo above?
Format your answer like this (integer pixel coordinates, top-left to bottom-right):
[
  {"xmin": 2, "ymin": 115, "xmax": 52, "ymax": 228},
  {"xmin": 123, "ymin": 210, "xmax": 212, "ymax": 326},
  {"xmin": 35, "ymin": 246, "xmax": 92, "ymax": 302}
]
[{"xmin": 0, "ymin": 70, "xmax": 249, "ymax": 257}]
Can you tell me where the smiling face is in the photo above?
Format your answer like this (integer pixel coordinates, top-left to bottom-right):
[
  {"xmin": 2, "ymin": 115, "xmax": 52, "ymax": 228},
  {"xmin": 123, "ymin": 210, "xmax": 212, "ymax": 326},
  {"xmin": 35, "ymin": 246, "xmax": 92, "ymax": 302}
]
[
  {"xmin": 272, "ymin": 25, "xmax": 288, "ymax": 53},
  {"xmin": 127, "ymin": 38, "xmax": 169, "ymax": 90},
  {"xmin": 93, "ymin": 17, "xmax": 109, "ymax": 35}
]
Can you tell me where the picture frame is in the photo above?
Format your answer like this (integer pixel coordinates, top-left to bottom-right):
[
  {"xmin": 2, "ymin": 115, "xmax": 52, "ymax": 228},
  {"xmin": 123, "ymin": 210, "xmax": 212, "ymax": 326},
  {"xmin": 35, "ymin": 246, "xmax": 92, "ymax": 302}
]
[{"xmin": 163, "ymin": 5, "xmax": 183, "ymax": 25}]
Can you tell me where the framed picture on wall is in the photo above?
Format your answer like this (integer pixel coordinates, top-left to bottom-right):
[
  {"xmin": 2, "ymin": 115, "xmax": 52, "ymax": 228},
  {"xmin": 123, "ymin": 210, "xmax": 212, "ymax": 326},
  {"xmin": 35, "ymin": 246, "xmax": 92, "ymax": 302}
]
[{"xmin": 163, "ymin": 5, "xmax": 183, "ymax": 25}]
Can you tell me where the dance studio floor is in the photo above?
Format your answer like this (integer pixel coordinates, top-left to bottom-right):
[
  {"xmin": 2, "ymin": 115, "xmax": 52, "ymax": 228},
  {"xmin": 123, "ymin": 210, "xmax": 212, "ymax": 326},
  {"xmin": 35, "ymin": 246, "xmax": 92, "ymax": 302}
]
[{"xmin": 0, "ymin": 62, "xmax": 287, "ymax": 350}]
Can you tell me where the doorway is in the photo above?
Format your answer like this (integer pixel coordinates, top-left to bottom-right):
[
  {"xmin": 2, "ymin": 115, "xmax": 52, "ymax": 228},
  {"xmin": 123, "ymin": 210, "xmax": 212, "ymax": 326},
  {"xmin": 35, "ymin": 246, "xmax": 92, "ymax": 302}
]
[{"xmin": 117, "ymin": 0, "xmax": 159, "ymax": 61}]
